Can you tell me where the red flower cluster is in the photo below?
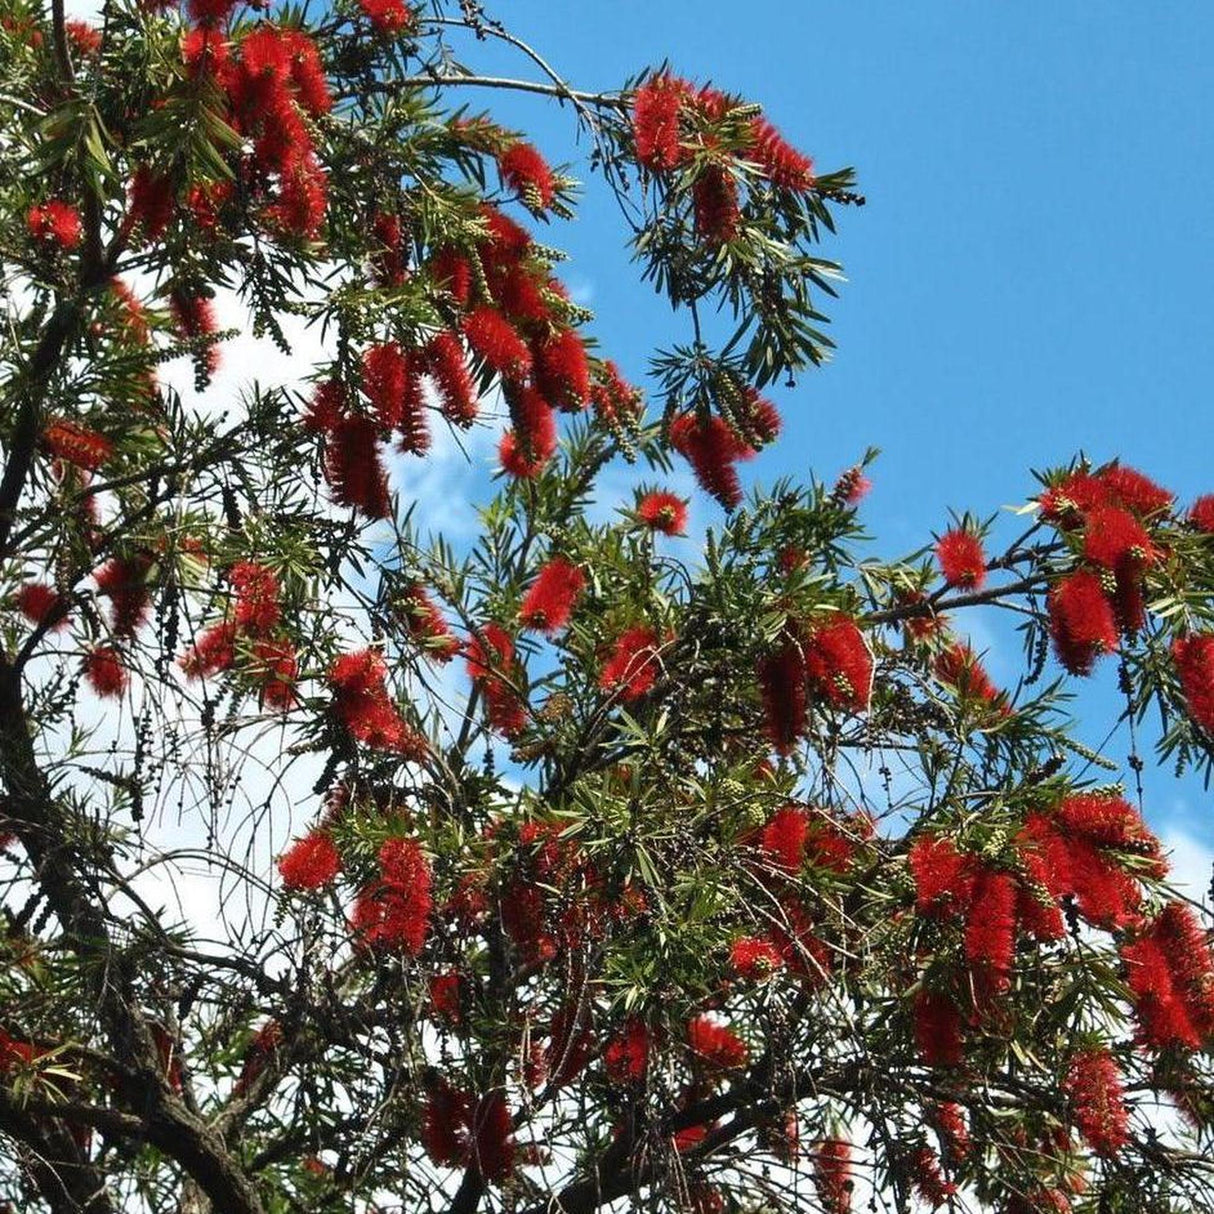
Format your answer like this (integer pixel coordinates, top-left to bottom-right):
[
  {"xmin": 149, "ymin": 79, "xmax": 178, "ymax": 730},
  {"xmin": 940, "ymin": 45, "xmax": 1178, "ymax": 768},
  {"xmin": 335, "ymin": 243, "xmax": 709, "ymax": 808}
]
[
  {"xmin": 351, "ymin": 836, "xmax": 433, "ymax": 954},
  {"xmin": 910, "ymin": 1146, "xmax": 955, "ymax": 1207},
  {"xmin": 357, "ymin": 0, "xmax": 414, "ymax": 36},
  {"xmin": 933, "ymin": 642, "xmax": 1007, "ymax": 712},
  {"xmin": 84, "ymin": 645, "xmax": 127, "ymax": 698},
  {"xmin": 429, "ymin": 971, "xmax": 462, "ymax": 1024},
  {"xmin": 41, "ymin": 418, "xmax": 113, "ymax": 470},
  {"xmin": 631, "ymin": 74, "xmax": 814, "ymax": 192},
  {"xmin": 27, "ymin": 199, "xmax": 82, "ymax": 248},
  {"xmin": 519, "ymin": 557, "xmax": 585, "ymax": 635},
  {"xmin": 1040, "ymin": 464, "xmax": 1172, "ymax": 671},
  {"xmin": 759, "ymin": 633, "xmax": 809, "ymax": 753},
  {"xmin": 935, "ymin": 528, "xmax": 986, "ymax": 590},
  {"xmin": 604, "ymin": 1017, "xmax": 651, "ymax": 1083},
  {"xmin": 498, "ymin": 142, "xmax": 556, "ymax": 211},
  {"xmin": 913, "ymin": 988, "xmax": 963, "ymax": 1068},
  {"xmin": 730, "ymin": 936, "xmax": 783, "ymax": 980},
  {"xmin": 1018, "ymin": 793, "xmax": 1163, "ymax": 931},
  {"xmin": 232, "ymin": 1020, "xmax": 282, "ymax": 1097},
  {"xmin": 1189, "ymin": 493, "xmax": 1214, "ymax": 532},
  {"xmin": 599, "ymin": 625, "xmax": 662, "ymax": 700},
  {"xmin": 831, "ymin": 465, "xmax": 872, "ymax": 506},
  {"xmin": 363, "ymin": 341, "xmax": 430, "ymax": 454},
  {"xmin": 182, "ymin": 562, "xmax": 297, "ymax": 708},
  {"xmin": 636, "ymin": 489, "xmax": 689, "ymax": 535},
  {"xmin": 813, "ymin": 1138, "xmax": 852, "ymax": 1214},
  {"xmin": 1063, "ymin": 1048, "xmax": 1129, "ymax": 1158},
  {"xmin": 693, "ymin": 162, "xmax": 740, "ymax": 243},
  {"xmin": 1120, "ymin": 901, "xmax": 1214, "ymax": 1050},
  {"xmin": 669, "ymin": 399, "xmax": 779, "ymax": 511},
  {"xmin": 277, "ymin": 830, "xmax": 341, "ymax": 890},
  {"xmin": 421, "ymin": 1083, "xmax": 515, "ymax": 1180},
  {"xmin": 127, "ymin": 165, "xmax": 175, "ymax": 243},
  {"xmin": 1173, "ymin": 633, "xmax": 1214, "ymax": 735},
  {"xmin": 329, "ymin": 648, "xmax": 426, "ymax": 755},
  {"xmin": 803, "ymin": 615, "xmax": 872, "ymax": 713},
  {"xmin": 398, "ymin": 583, "xmax": 461, "ymax": 662},
  {"xmin": 16, "ymin": 582, "xmax": 67, "ymax": 631},
  {"xmin": 687, "ymin": 1014, "xmax": 749, "ymax": 1069},
  {"xmin": 465, "ymin": 624, "xmax": 527, "ymax": 736},
  {"xmin": 424, "ymin": 330, "xmax": 478, "ymax": 426},
  {"xmin": 95, "ymin": 554, "xmax": 152, "ymax": 639},
  {"xmin": 169, "ymin": 287, "xmax": 222, "ymax": 381}
]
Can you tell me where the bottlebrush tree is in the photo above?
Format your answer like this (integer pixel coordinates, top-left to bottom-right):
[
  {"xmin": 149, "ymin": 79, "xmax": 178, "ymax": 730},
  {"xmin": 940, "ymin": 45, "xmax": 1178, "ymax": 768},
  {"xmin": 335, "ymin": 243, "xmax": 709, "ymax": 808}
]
[{"xmin": 2, "ymin": 3, "xmax": 1214, "ymax": 1213}]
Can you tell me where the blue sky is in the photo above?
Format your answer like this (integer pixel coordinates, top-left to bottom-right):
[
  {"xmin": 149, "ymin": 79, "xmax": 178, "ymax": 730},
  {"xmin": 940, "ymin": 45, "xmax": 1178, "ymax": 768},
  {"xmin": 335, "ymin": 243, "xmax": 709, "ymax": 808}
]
[{"xmin": 443, "ymin": 5, "xmax": 1214, "ymax": 860}]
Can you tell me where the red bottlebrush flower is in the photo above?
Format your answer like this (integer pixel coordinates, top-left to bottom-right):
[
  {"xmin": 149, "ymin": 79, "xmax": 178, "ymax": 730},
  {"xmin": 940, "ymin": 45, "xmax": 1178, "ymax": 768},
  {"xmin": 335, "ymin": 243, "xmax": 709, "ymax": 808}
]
[
  {"xmin": 252, "ymin": 639, "xmax": 298, "ymax": 710},
  {"xmin": 490, "ymin": 263, "xmax": 551, "ymax": 327},
  {"xmin": 351, "ymin": 836, "xmax": 433, "ymax": 953},
  {"xmin": 277, "ymin": 831, "xmax": 340, "ymax": 890},
  {"xmin": 428, "ymin": 246, "xmax": 473, "ymax": 306},
  {"xmin": 1097, "ymin": 464, "xmax": 1173, "ymax": 518},
  {"xmin": 180, "ymin": 621, "xmax": 239, "ymax": 679},
  {"xmin": 1064, "ymin": 1048, "xmax": 1129, "ymax": 1158},
  {"xmin": 232, "ymin": 1020, "xmax": 282, "ymax": 1096},
  {"xmin": 1173, "ymin": 634, "xmax": 1214, "ymax": 735},
  {"xmin": 65, "ymin": 19, "xmax": 101, "ymax": 55},
  {"xmin": 519, "ymin": 557, "xmax": 585, "ymax": 635},
  {"xmin": 761, "ymin": 804, "xmax": 809, "ymax": 872},
  {"xmin": 1121, "ymin": 930, "xmax": 1201, "ymax": 1050},
  {"xmin": 329, "ymin": 648, "xmax": 426, "ymax": 755},
  {"xmin": 804, "ymin": 616, "xmax": 873, "ymax": 712},
  {"xmin": 687, "ymin": 1015, "xmax": 749, "ymax": 1069},
  {"xmin": 463, "ymin": 305, "xmax": 532, "ymax": 380},
  {"xmin": 230, "ymin": 561, "xmax": 280, "ymax": 635},
  {"xmin": 693, "ymin": 164, "xmax": 740, "ymax": 243},
  {"xmin": 42, "ymin": 418, "xmax": 112, "ymax": 470},
  {"xmin": 813, "ymin": 1138, "xmax": 853, "ymax": 1214},
  {"xmin": 636, "ymin": 489, "xmax": 689, "ymax": 536},
  {"xmin": 265, "ymin": 154, "xmax": 329, "ymax": 238},
  {"xmin": 429, "ymin": 971, "xmax": 462, "ymax": 1024},
  {"xmin": 669, "ymin": 411, "xmax": 752, "ymax": 511},
  {"xmin": 1083, "ymin": 505, "xmax": 1156, "ymax": 571},
  {"xmin": 604, "ymin": 1018, "xmax": 651, "ymax": 1083},
  {"xmin": 128, "ymin": 165, "xmax": 175, "ymax": 242},
  {"xmin": 730, "ymin": 936, "xmax": 783, "ymax": 980},
  {"xmin": 909, "ymin": 836, "xmax": 976, "ymax": 919},
  {"xmin": 599, "ymin": 625, "xmax": 662, "ymax": 701},
  {"xmin": 358, "ymin": 0, "xmax": 414, "ymax": 34},
  {"xmin": 934, "ymin": 642, "xmax": 1005, "ymax": 708},
  {"xmin": 964, "ymin": 868, "xmax": 1017, "ymax": 1001},
  {"xmin": 187, "ymin": 180, "xmax": 233, "ymax": 233},
  {"xmin": 398, "ymin": 584, "xmax": 461, "ymax": 663},
  {"xmin": 424, "ymin": 331, "xmax": 478, "ymax": 426},
  {"xmin": 325, "ymin": 414, "xmax": 391, "ymax": 519},
  {"xmin": 465, "ymin": 623, "xmax": 527, "ymax": 736},
  {"xmin": 914, "ymin": 988, "xmax": 963, "ymax": 1068},
  {"xmin": 910, "ymin": 1146, "xmax": 955, "ymax": 1208},
  {"xmin": 187, "ymin": 0, "xmax": 237, "ymax": 25},
  {"xmin": 935, "ymin": 528, "xmax": 986, "ymax": 590},
  {"xmin": 303, "ymin": 380, "xmax": 342, "ymax": 435},
  {"xmin": 16, "ymin": 583, "xmax": 67, "ymax": 630},
  {"xmin": 504, "ymin": 383, "xmax": 558, "ymax": 468},
  {"xmin": 746, "ymin": 116, "xmax": 815, "ymax": 192},
  {"xmin": 632, "ymin": 74, "xmax": 688, "ymax": 172},
  {"xmin": 370, "ymin": 211, "xmax": 406, "ymax": 286},
  {"xmin": 1189, "ymin": 494, "xmax": 1214, "ymax": 532},
  {"xmin": 1048, "ymin": 569, "xmax": 1119, "ymax": 676},
  {"xmin": 169, "ymin": 287, "xmax": 221, "ymax": 377},
  {"xmin": 182, "ymin": 26, "xmax": 230, "ymax": 77},
  {"xmin": 932, "ymin": 1102, "xmax": 971, "ymax": 1163},
  {"xmin": 471, "ymin": 1092, "xmax": 515, "ymax": 1181},
  {"xmin": 421, "ymin": 1079, "xmax": 471, "ymax": 1166},
  {"xmin": 832, "ymin": 465, "xmax": 872, "ymax": 506},
  {"xmin": 498, "ymin": 142, "xmax": 556, "ymax": 210},
  {"xmin": 533, "ymin": 328, "xmax": 591, "ymax": 412},
  {"xmin": 590, "ymin": 360, "xmax": 643, "ymax": 430},
  {"xmin": 759, "ymin": 635, "xmax": 808, "ymax": 754},
  {"xmin": 95, "ymin": 555, "xmax": 152, "ymax": 639},
  {"xmin": 1039, "ymin": 469, "xmax": 1110, "ymax": 525},
  {"xmin": 363, "ymin": 342, "xmax": 428, "ymax": 452},
  {"xmin": 1016, "ymin": 834, "xmax": 1067, "ymax": 942},
  {"xmin": 281, "ymin": 28, "xmax": 330, "ymax": 116},
  {"xmin": 1056, "ymin": 792, "xmax": 1159, "ymax": 854},
  {"xmin": 27, "ymin": 200, "xmax": 82, "ymax": 249},
  {"xmin": 84, "ymin": 645, "xmax": 127, "ymax": 698},
  {"xmin": 1155, "ymin": 902, "xmax": 1214, "ymax": 1040}
]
